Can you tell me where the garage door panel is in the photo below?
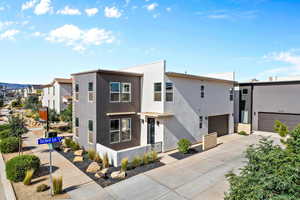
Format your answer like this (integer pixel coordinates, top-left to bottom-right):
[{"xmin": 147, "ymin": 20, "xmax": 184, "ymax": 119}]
[
  {"xmin": 258, "ymin": 112, "xmax": 300, "ymax": 132},
  {"xmin": 208, "ymin": 115, "xmax": 229, "ymax": 137}
]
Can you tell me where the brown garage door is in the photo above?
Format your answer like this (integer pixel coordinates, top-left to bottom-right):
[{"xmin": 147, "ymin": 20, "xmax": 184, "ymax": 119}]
[
  {"xmin": 208, "ymin": 114, "xmax": 229, "ymax": 137},
  {"xmin": 258, "ymin": 112, "xmax": 300, "ymax": 132}
]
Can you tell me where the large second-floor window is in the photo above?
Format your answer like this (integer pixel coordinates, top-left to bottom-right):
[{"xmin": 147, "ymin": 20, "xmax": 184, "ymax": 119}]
[
  {"xmin": 201, "ymin": 85, "xmax": 205, "ymax": 98},
  {"xmin": 110, "ymin": 82, "xmax": 131, "ymax": 103},
  {"xmin": 75, "ymin": 84, "xmax": 79, "ymax": 101},
  {"xmin": 154, "ymin": 82, "xmax": 162, "ymax": 101},
  {"xmin": 165, "ymin": 82, "xmax": 173, "ymax": 102},
  {"xmin": 88, "ymin": 82, "xmax": 94, "ymax": 102}
]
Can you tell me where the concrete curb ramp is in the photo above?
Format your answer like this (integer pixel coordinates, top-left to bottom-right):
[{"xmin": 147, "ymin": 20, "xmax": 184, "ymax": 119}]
[{"xmin": 0, "ymin": 152, "xmax": 16, "ymax": 200}]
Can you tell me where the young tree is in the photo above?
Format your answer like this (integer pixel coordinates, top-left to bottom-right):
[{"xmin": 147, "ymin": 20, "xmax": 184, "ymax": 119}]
[{"xmin": 8, "ymin": 115, "xmax": 28, "ymax": 155}]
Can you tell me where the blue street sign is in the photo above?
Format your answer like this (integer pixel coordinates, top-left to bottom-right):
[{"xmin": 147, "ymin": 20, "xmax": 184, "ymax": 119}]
[{"xmin": 38, "ymin": 137, "xmax": 62, "ymax": 145}]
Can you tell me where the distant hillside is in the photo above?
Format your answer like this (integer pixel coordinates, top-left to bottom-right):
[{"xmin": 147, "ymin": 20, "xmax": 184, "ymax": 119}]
[{"xmin": 0, "ymin": 82, "xmax": 31, "ymax": 89}]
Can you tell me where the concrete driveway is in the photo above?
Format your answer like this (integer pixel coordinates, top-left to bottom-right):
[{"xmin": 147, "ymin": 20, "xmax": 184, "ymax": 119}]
[{"xmin": 104, "ymin": 132, "xmax": 280, "ymax": 200}]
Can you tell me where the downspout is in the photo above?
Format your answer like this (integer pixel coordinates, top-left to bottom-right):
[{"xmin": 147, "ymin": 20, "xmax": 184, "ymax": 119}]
[{"xmin": 250, "ymin": 84, "xmax": 254, "ymax": 134}]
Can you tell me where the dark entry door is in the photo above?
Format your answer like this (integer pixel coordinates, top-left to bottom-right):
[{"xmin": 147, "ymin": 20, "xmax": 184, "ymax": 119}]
[
  {"xmin": 147, "ymin": 118, "xmax": 155, "ymax": 144},
  {"xmin": 208, "ymin": 114, "xmax": 229, "ymax": 137}
]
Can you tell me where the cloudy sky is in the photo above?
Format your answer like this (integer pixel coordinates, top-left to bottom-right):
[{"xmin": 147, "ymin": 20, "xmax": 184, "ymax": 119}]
[{"xmin": 1, "ymin": 0, "xmax": 300, "ymax": 84}]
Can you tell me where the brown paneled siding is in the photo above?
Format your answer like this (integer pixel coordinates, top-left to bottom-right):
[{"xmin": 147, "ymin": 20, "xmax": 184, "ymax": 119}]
[{"xmin": 96, "ymin": 73, "xmax": 141, "ymax": 150}]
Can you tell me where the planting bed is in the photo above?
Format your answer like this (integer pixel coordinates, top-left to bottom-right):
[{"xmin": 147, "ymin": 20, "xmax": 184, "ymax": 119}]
[
  {"xmin": 169, "ymin": 145, "xmax": 203, "ymax": 160},
  {"xmin": 58, "ymin": 150, "xmax": 164, "ymax": 187}
]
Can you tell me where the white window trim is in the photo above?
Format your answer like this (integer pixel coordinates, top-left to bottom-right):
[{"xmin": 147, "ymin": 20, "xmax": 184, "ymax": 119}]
[
  {"xmin": 110, "ymin": 82, "xmax": 121, "ymax": 103},
  {"xmin": 165, "ymin": 82, "xmax": 174, "ymax": 103},
  {"xmin": 121, "ymin": 83, "xmax": 131, "ymax": 103},
  {"xmin": 110, "ymin": 119, "xmax": 121, "ymax": 144},
  {"xmin": 154, "ymin": 82, "xmax": 162, "ymax": 102},
  {"xmin": 121, "ymin": 118, "xmax": 132, "ymax": 142}
]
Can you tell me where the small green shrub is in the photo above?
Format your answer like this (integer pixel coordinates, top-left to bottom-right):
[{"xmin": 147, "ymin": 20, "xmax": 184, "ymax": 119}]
[
  {"xmin": 0, "ymin": 137, "xmax": 19, "ymax": 153},
  {"xmin": 238, "ymin": 131, "xmax": 248, "ymax": 136},
  {"xmin": 88, "ymin": 149, "xmax": 96, "ymax": 161},
  {"xmin": 94, "ymin": 153, "xmax": 102, "ymax": 163},
  {"xmin": 102, "ymin": 153, "xmax": 109, "ymax": 168},
  {"xmin": 131, "ymin": 156, "xmax": 142, "ymax": 168},
  {"xmin": 53, "ymin": 176, "xmax": 63, "ymax": 195},
  {"xmin": 143, "ymin": 153, "xmax": 149, "ymax": 165},
  {"xmin": 0, "ymin": 124, "xmax": 10, "ymax": 132},
  {"xmin": 149, "ymin": 151, "xmax": 158, "ymax": 162},
  {"xmin": 0, "ymin": 129, "xmax": 11, "ymax": 140},
  {"xmin": 23, "ymin": 169, "xmax": 34, "ymax": 185},
  {"xmin": 36, "ymin": 184, "xmax": 49, "ymax": 192},
  {"xmin": 64, "ymin": 138, "xmax": 72, "ymax": 148},
  {"xmin": 6, "ymin": 155, "xmax": 40, "ymax": 182},
  {"xmin": 121, "ymin": 158, "xmax": 128, "ymax": 172},
  {"xmin": 177, "ymin": 138, "xmax": 191, "ymax": 154},
  {"xmin": 70, "ymin": 141, "xmax": 80, "ymax": 151}
]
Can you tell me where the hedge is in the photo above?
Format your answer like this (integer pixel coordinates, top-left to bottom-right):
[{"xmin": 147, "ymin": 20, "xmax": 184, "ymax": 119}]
[
  {"xmin": 6, "ymin": 155, "xmax": 40, "ymax": 182},
  {"xmin": 0, "ymin": 124, "xmax": 10, "ymax": 132},
  {"xmin": 0, "ymin": 137, "xmax": 19, "ymax": 153},
  {"xmin": 0, "ymin": 129, "xmax": 11, "ymax": 140}
]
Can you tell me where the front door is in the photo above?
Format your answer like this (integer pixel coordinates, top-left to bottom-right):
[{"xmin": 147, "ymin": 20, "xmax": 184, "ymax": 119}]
[{"xmin": 147, "ymin": 118, "xmax": 155, "ymax": 144}]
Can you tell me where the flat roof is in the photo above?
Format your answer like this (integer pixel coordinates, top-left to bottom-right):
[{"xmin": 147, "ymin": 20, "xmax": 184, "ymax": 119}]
[
  {"xmin": 43, "ymin": 78, "xmax": 72, "ymax": 88},
  {"xmin": 165, "ymin": 72, "xmax": 237, "ymax": 85},
  {"xmin": 71, "ymin": 69, "xmax": 143, "ymax": 77},
  {"xmin": 239, "ymin": 79, "xmax": 300, "ymax": 86}
]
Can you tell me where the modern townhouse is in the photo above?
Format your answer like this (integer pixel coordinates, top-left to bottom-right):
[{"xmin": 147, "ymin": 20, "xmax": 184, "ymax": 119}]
[
  {"xmin": 41, "ymin": 78, "xmax": 72, "ymax": 114},
  {"xmin": 24, "ymin": 85, "xmax": 43, "ymax": 98},
  {"xmin": 72, "ymin": 60, "xmax": 235, "ymax": 166},
  {"xmin": 235, "ymin": 78, "xmax": 300, "ymax": 133}
]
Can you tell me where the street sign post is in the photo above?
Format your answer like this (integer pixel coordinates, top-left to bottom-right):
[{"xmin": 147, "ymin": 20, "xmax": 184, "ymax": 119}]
[{"xmin": 37, "ymin": 136, "xmax": 62, "ymax": 196}]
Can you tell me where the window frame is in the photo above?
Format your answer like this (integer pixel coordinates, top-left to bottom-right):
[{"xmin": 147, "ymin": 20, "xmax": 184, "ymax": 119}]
[
  {"xmin": 230, "ymin": 88, "xmax": 234, "ymax": 101},
  {"xmin": 165, "ymin": 82, "xmax": 174, "ymax": 102},
  {"xmin": 110, "ymin": 119, "xmax": 121, "ymax": 144},
  {"xmin": 154, "ymin": 82, "xmax": 162, "ymax": 102},
  {"xmin": 120, "ymin": 83, "xmax": 131, "ymax": 103},
  {"xmin": 75, "ymin": 84, "xmax": 79, "ymax": 101},
  {"xmin": 88, "ymin": 82, "xmax": 95, "ymax": 102},
  {"xmin": 75, "ymin": 117, "xmax": 79, "ymax": 127},
  {"xmin": 121, "ymin": 118, "xmax": 131, "ymax": 142},
  {"xmin": 201, "ymin": 85, "xmax": 205, "ymax": 98},
  {"xmin": 109, "ymin": 82, "xmax": 121, "ymax": 103},
  {"xmin": 242, "ymin": 89, "xmax": 248, "ymax": 94}
]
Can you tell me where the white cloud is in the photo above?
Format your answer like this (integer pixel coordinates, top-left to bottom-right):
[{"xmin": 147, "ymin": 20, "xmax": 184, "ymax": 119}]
[
  {"xmin": 166, "ymin": 7, "xmax": 171, "ymax": 12},
  {"xmin": 0, "ymin": 6, "xmax": 5, "ymax": 11},
  {"xmin": 197, "ymin": 10, "xmax": 258, "ymax": 20},
  {"xmin": 32, "ymin": 31, "xmax": 44, "ymax": 37},
  {"xmin": 22, "ymin": 0, "xmax": 37, "ymax": 11},
  {"xmin": 57, "ymin": 6, "xmax": 81, "ymax": 15},
  {"xmin": 0, "ymin": 29, "xmax": 20, "ymax": 40},
  {"xmin": 46, "ymin": 24, "xmax": 115, "ymax": 52},
  {"xmin": 0, "ymin": 21, "xmax": 15, "ymax": 30},
  {"xmin": 146, "ymin": 3, "xmax": 158, "ymax": 11},
  {"xmin": 85, "ymin": 8, "xmax": 98, "ymax": 16},
  {"xmin": 34, "ymin": 0, "xmax": 52, "ymax": 15},
  {"xmin": 104, "ymin": 7, "xmax": 122, "ymax": 18}
]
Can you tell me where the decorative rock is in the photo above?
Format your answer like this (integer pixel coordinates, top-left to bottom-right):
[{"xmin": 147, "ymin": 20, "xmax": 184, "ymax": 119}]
[
  {"xmin": 111, "ymin": 171, "xmax": 126, "ymax": 179},
  {"xmin": 74, "ymin": 150, "xmax": 83, "ymax": 156},
  {"xmin": 95, "ymin": 171, "xmax": 105, "ymax": 179},
  {"xmin": 73, "ymin": 156, "xmax": 83, "ymax": 162},
  {"xmin": 63, "ymin": 148, "xmax": 71, "ymax": 153},
  {"xmin": 86, "ymin": 162, "xmax": 101, "ymax": 173},
  {"xmin": 101, "ymin": 168, "xmax": 109, "ymax": 175}
]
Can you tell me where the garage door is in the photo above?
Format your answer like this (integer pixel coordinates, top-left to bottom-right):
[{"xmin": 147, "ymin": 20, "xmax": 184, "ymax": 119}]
[
  {"xmin": 208, "ymin": 114, "xmax": 229, "ymax": 137},
  {"xmin": 258, "ymin": 112, "xmax": 300, "ymax": 132}
]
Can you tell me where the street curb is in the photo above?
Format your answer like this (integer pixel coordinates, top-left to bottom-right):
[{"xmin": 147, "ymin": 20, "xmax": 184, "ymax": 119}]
[{"xmin": 0, "ymin": 153, "xmax": 16, "ymax": 200}]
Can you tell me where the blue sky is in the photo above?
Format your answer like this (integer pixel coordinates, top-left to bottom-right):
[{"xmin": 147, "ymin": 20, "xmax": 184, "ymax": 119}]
[{"xmin": 1, "ymin": 0, "xmax": 300, "ymax": 84}]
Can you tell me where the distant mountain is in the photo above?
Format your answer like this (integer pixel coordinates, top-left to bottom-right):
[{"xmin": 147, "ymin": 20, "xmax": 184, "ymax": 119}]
[{"xmin": 0, "ymin": 82, "xmax": 31, "ymax": 90}]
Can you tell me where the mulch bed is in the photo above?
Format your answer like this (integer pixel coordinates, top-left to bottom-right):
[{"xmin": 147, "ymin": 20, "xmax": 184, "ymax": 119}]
[
  {"xmin": 58, "ymin": 150, "xmax": 164, "ymax": 188},
  {"xmin": 169, "ymin": 145, "xmax": 203, "ymax": 160}
]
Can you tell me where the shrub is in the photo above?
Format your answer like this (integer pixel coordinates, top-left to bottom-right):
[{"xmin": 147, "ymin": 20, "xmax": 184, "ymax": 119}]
[
  {"xmin": 48, "ymin": 109, "xmax": 60, "ymax": 123},
  {"xmin": 102, "ymin": 153, "xmax": 109, "ymax": 168},
  {"xmin": 6, "ymin": 155, "xmax": 40, "ymax": 182},
  {"xmin": 88, "ymin": 149, "xmax": 96, "ymax": 161},
  {"xmin": 121, "ymin": 158, "xmax": 128, "ymax": 172},
  {"xmin": 0, "ymin": 137, "xmax": 19, "ymax": 153},
  {"xmin": 177, "ymin": 138, "xmax": 191, "ymax": 154},
  {"xmin": 238, "ymin": 131, "xmax": 248, "ymax": 136},
  {"xmin": 70, "ymin": 141, "xmax": 80, "ymax": 151},
  {"xmin": 131, "ymin": 156, "xmax": 142, "ymax": 168},
  {"xmin": 143, "ymin": 153, "xmax": 149, "ymax": 165},
  {"xmin": 36, "ymin": 184, "xmax": 49, "ymax": 192},
  {"xmin": 64, "ymin": 138, "xmax": 72, "ymax": 148},
  {"xmin": 53, "ymin": 176, "xmax": 63, "ymax": 195},
  {"xmin": 94, "ymin": 153, "xmax": 102, "ymax": 163},
  {"xmin": 23, "ymin": 169, "xmax": 34, "ymax": 185},
  {"xmin": 0, "ymin": 129, "xmax": 11, "ymax": 140},
  {"xmin": 0, "ymin": 124, "xmax": 10, "ymax": 132},
  {"xmin": 149, "ymin": 151, "xmax": 158, "ymax": 162}
]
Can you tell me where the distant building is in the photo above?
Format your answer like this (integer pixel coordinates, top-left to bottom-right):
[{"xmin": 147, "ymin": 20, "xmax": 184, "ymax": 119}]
[
  {"xmin": 24, "ymin": 85, "xmax": 43, "ymax": 98},
  {"xmin": 41, "ymin": 78, "xmax": 72, "ymax": 114}
]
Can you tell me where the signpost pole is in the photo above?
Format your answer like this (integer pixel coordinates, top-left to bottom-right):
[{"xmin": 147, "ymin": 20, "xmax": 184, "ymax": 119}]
[{"xmin": 49, "ymin": 148, "xmax": 53, "ymax": 196}]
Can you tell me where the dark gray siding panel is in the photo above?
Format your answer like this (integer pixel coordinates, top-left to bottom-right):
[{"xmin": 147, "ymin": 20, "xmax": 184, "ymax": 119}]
[
  {"xmin": 208, "ymin": 114, "xmax": 229, "ymax": 137},
  {"xmin": 258, "ymin": 112, "xmax": 300, "ymax": 132}
]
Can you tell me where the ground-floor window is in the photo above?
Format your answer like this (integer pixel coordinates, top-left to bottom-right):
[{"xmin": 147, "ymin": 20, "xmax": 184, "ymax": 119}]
[
  {"xmin": 121, "ymin": 118, "xmax": 131, "ymax": 142},
  {"xmin": 110, "ymin": 119, "xmax": 120, "ymax": 144},
  {"xmin": 110, "ymin": 118, "xmax": 132, "ymax": 144},
  {"xmin": 88, "ymin": 120, "xmax": 93, "ymax": 143}
]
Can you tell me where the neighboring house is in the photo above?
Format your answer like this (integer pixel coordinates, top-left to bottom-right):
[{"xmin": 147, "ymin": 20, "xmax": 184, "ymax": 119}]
[
  {"xmin": 235, "ymin": 79, "xmax": 300, "ymax": 133},
  {"xmin": 72, "ymin": 60, "xmax": 235, "ymax": 166},
  {"xmin": 41, "ymin": 78, "xmax": 72, "ymax": 114},
  {"xmin": 24, "ymin": 85, "xmax": 43, "ymax": 98}
]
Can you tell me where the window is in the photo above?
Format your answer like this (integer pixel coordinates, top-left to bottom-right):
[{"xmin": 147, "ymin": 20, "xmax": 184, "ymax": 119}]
[
  {"xmin": 53, "ymin": 100, "xmax": 55, "ymax": 109},
  {"xmin": 230, "ymin": 88, "xmax": 234, "ymax": 101},
  {"xmin": 242, "ymin": 89, "xmax": 248, "ymax": 94},
  {"xmin": 53, "ymin": 86, "xmax": 55, "ymax": 96},
  {"xmin": 165, "ymin": 82, "xmax": 173, "ymax": 102},
  {"xmin": 154, "ymin": 82, "xmax": 162, "ymax": 101},
  {"xmin": 121, "ymin": 118, "xmax": 131, "ymax": 142},
  {"xmin": 75, "ymin": 84, "xmax": 79, "ymax": 92},
  {"xmin": 88, "ymin": 120, "xmax": 93, "ymax": 143},
  {"xmin": 88, "ymin": 82, "xmax": 94, "ymax": 102},
  {"xmin": 75, "ymin": 117, "xmax": 79, "ymax": 127},
  {"xmin": 201, "ymin": 85, "xmax": 205, "ymax": 98},
  {"xmin": 199, "ymin": 116, "xmax": 203, "ymax": 129},
  {"xmin": 48, "ymin": 88, "xmax": 50, "ymax": 95},
  {"xmin": 75, "ymin": 84, "xmax": 79, "ymax": 101},
  {"xmin": 110, "ymin": 82, "xmax": 120, "ymax": 102},
  {"xmin": 110, "ymin": 119, "xmax": 120, "ymax": 144},
  {"xmin": 121, "ymin": 83, "xmax": 131, "ymax": 102}
]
